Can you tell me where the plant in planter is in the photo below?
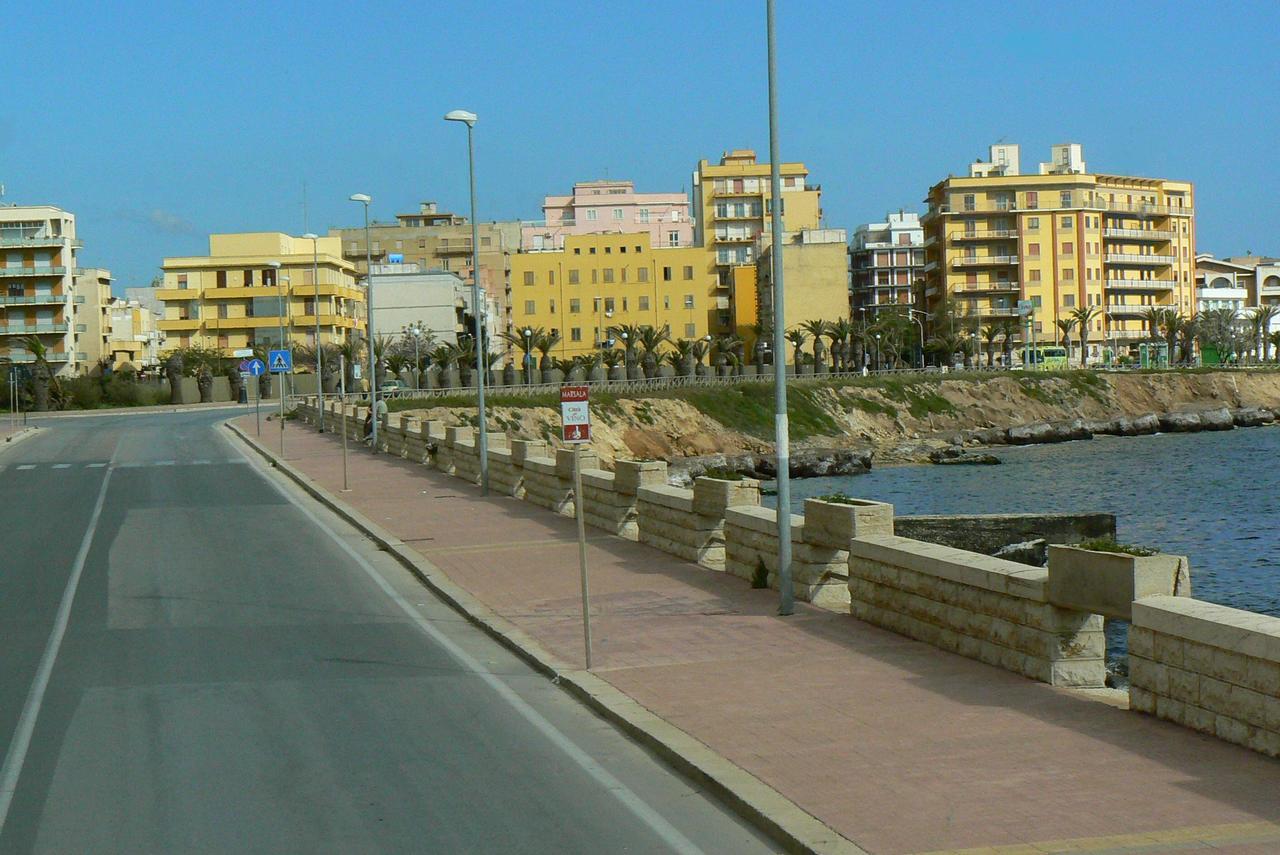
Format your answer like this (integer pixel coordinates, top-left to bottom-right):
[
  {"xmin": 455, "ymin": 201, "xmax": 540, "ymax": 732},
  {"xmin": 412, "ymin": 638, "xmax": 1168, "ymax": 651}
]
[
  {"xmin": 804, "ymin": 495, "xmax": 894, "ymax": 548},
  {"xmin": 1047, "ymin": 540, "xmax": 1190, "ymax": 621}
]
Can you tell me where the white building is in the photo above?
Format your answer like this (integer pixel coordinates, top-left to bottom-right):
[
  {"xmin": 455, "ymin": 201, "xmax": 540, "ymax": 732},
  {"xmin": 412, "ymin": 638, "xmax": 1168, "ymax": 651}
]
[
  {"xmin": 850, "ymin": 211, "xmax": 925, "ymax": 314},
  {"xmin": 369, "ymin": 263, "xmax": 500, "ymax": 353}
]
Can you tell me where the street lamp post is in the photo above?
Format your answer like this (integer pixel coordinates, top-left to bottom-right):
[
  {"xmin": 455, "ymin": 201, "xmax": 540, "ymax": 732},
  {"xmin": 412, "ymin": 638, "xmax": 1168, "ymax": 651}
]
[
  {"xmin": 874, "ymin": 332, "xmax": 882, "ymax": 371},
  {"xmin": 444, "ymin": 108, "xmax": 489, "ymax": 495},
  {"xmin": 349, "ymin": 193, "xmax": 377, "ymax": 453},
  {"xmin": 303, "ymin": 233, "xmax": 324, "ymax": 432},
  {"xmin": 268, "ymin": 261, "xmax": 288, "ymax": 454},
  {"xmin": 766, "ymin": 0, "xmax": 794, "ymax": 615},
  {"xmin": 406, "ymin": 323, "xmax": 423, "ymax": 389},
  {"xmin": 905, "ymin": 308, "xmax": 927, "ymax": 369}
]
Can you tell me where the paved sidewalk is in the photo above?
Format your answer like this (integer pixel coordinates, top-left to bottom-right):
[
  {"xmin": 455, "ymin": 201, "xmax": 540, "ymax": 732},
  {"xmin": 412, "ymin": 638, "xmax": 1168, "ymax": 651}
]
[{"xmin": 237, "ymin": 417, "xmax": 1280, "ymax": 855}]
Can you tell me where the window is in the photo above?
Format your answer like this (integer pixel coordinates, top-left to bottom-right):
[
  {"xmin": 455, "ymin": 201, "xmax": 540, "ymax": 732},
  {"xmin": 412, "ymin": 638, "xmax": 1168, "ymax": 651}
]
[
  {"xmin": 549, "ymin": 299, "xmax": 556, "ymax": 313},
  {"xmin": 1059, "ymin": 191, "xmax": 1072, "ymax": 207},
  {"xmin": 620, "ymin": 245, "xmax": 627, "ymax": 254},
  {"xmin": 664, "ymin": 296, "xmax": 671, "ymax": 309},
  {"xmin": 303, "ymin": 299, "xmax": 314, "ymax": 316},
  {"xmin": 214, "ymin": 271, "xmax": 226, "ymax": 288},
  {"xmin": 965, "ymin": 272, "xmax": 977, "ymax": 285},
  {"xmin": 612, "ymin": 208, "xmax": 623, "ymax": 220},
  {"xmin": 1026, "ymin": 191, "xmax": 1039, "ymax": 209},
  {"xmin": 638, "ymin": 296, "xmax": 650, "ymax": 311},
  {"xmin": 635, "ymin": 246, "xmax": 641, "ymax": 253},
  {"xmin": 395, "ymin": 240, "xmax": 403, "ymax": 250},
  {"xmin": 638, "ymin": 209, "xmax": 650, "ymax": 223},
  {"xmin": 963, "ymin": 194, "xmax": 976, "ymax": 212},
  {"xmin": 549, "ymin": 270, "xmax": 555, "ymax": 286},
  {"xmin": 524, "ymin": 300, "xmax": 535, "ymax": 314},
  {"xmin": 621, "ymin": 267, "xmax": 628, "ymax": 282},
  {"xmin": 569, "ymin": 269, "xmax": 580, "ymax": 285},
  {"xmin": 573, "ymin": 247, "xmax": 581, "ymax": 255},
  {"xmin": 668, "ymin": 231, "xmax": 680, "ymax": 246},
  {"xmin": 244, "ymin": 270, "xmax": 253, "ymax": 286},
  {"xmin": 586, "ymin": 209, "xmax": 598, "ymax": 221},
  {"xmin": 685, "ymin": 323, "xmax": 696, "ymax": 338},
  {"xmin": 592, "ymin": 297, "xmax": 601, "ymax": 313},
  {"xmin": 683, "ymin": 265, "xmax": 694, "ymax": 280},
  {"xmin": 217, "ymin": 304, "xmax": 229, "ymax": 319},
  {"xmin": 591, "ymin": 269, "xmax": 598, "ymax": 284},
  {"xmin": 1029, "ymin": 269, "xmax": 1042, "ymax": 282},
  {"xmin": 571, "ymin": 327, "xmax": 582, "ymax": 342},
  {"xmin": 217, "ymin": 335, "xmax": 229, "ymax": 349},
  {"xmin": 523, "ymin": 271, "xmax": 534, "ymax": 286},
  {"xmin": 604, "ymin": 246, "xmax": 612, "ymax": 254},
  {"xmin": 1063, "ymin": 268, "xmax": 1075, "ymax": 280},
  {"xmin": 589, "ymin": 247, "xmax": 596, "ymax": 255},
  {"xmin": 1062, "ymin": 242, "xmax": 1073, "ymax": 254},
  {"xmin": 1027, "ymin": 217, "xmax": 1039, "ymax": 229},
  {"xmin": 604, "ymin": 297, "xmax": 615, "ymax": 313},
  {"xmin": 569, "ymin": 299, "xmax": 581, "ymax": 313},
  {"xmin": 637, "ymin": 267, "xmax": 649, "ymax": 283},
  {"xmin": 1031, "ymin": 296, "xmax": 1042, "ymax": 308},
  {"xmin": 1028, "ymin": 243, "xmax": 1041, "ymax": 256},
  {"xmin": 663, "ymin": 266, "xmax": 673, "ymax": 281},
  {"xmin": 603, "ymin": 269, "xmax": 614, "ymax": 283},
  {"xmin": 1061, "ymin": 216, "xmax": 1073, "ymax": 228},
  {"xmin": 481, "ymin": 237, "xmax": 491, "ymax": 247},
  {"xmin": 684, "ymin": 294, "xmax": 695, "ymax": 308}
]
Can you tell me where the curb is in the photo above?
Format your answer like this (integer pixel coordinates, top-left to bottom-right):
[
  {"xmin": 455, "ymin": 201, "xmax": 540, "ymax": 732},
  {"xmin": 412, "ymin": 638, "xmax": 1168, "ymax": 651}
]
[
  {"xmin": 226, "ymin": 419, "xmax": 865, "ymax": 855},
  {"xmin": 2, "ymin": 426, "xmax": 38, "ymax": 449}
]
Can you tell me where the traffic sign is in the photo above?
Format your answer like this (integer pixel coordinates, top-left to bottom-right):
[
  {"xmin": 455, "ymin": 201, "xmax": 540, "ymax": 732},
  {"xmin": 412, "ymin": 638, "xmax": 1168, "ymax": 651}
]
[
  {"xmin": 232, "ymin": 348, "xmax": 254, "ymax": 358},
  {"xmin": 268, "ymin": 349, "xmax": 293, "ymax": 373},
  {"xmin": 1017, "ymin": 300, "xmax": 1035, "ymax": 316},
  {"xmin": 243, "ymin": 358, "xmax": 266, "ymax": 377},
  {"xmin": 560, "ymin": 385, "xmax": 591, "ymax": 443}
]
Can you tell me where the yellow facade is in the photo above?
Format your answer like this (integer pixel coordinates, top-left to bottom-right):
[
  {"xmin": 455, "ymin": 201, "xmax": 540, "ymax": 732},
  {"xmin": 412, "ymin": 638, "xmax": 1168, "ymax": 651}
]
[
  {"xmin": 508, "ymin": 233, "xmax": 716, "ymax": 359},
  {"xmin": 757, "ymin": 233, "xmax": 852, "ymax": 340},
  {"xmin": 158, "ymin": 233, "xmax": 365, "ymax": 355},
  {"xmin": 923, "ymin": 148, "xmax": 1195, "ymax": 359},
  {"xmin": 692, "ymin": 150, "xmax": 823, "ymax": 337}
]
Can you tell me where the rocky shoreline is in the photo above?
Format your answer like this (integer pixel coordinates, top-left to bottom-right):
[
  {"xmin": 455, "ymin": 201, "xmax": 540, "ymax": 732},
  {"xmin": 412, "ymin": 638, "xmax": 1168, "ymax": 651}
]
[{"xmin": 958, "ymin": 405, "xmax": 1276, "ymax": 450}]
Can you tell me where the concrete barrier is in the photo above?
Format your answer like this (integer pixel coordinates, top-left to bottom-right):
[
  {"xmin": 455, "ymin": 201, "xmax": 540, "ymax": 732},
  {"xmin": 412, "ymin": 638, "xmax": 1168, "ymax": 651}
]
[
  {"xmin": 1129, "ymin": 596, "xmax": 1280, "ymax": 759},
  {"xmin": 848, "ymin": 534, "xmax": 1106, "ymax": 687}
]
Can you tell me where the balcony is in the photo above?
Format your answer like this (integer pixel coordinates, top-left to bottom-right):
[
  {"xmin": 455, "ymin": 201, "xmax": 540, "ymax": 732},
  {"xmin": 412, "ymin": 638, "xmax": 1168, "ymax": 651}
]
[
  {"xmin": 1105, "ymin": 279, "xmax": 1175, "ymax": 292},
  {"xmin": 294, "ymin": 314, "xmax": 360, "ymax": 328},
  {"xmin": 715, "ymin": 233, "xmax": 757, "ymax": 243},
  {"xmin": 1103, "ymin": 228, "xmax": 1175, "ymax": 241},
  {"xmin": 158, "ymin": 318, "xmax": 201, "ymax": 331},
  {"xmin": 951, "ymin": 229, "xmax": 1018, "ymax": 241},
  {"xmin": 715, "ymin": 210, "xmax": 762, "ymax": 221},
  {"xmin": 715, "ymin": 186, "xmax": 763, "ymax": 197},
  {"xmin": 1104, "ymin": 304, "xmax": 1155, "ymax": 318},
  {"xmin": 5, "ymin": 351, "xmax": 71, "ymax": 363},
  {"xmin": 1099, "ymin": 200, "xmax": 1193, "ymax": 217},
  {"xmin": 955, "ymin": 282, "xmax": 1021, "ymax": 296},
  {"xmin": 1105, "ymin": 253, "xmax": 1177, "ymax": 266},
  {"xmin": 437, "ymin": 241, "xmax": 475, "ymax": 255},
  {"xmin": 0, "ymin": 292, "xmax": 69, "ymax": 305},
  {"xmin": 0, "ymin": 266, "xmax": 68, "ymax": 278},
  {"xmin": 0, "ymin": 237, "xmax": 82, "ymax": 249},
  {"xmin": 972, "ymin": 306, "xmax": 1021, "ymax": 317},
  {"xmin": 0, "ymin": 323, "xmax": 70, "ymax": 336},
  {"xmin": 953, "ymin": 255, "xmax": 1019, "ymax": 268}
]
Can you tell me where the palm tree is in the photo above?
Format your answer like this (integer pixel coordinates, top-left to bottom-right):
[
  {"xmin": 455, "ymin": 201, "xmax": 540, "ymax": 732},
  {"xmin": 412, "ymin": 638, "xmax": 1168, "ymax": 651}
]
[
  {"xmin": 534, "ymin": 328, "xmax": 562, "ymax": 371},
  {"xmin": 1196, "ymin": 307, "xmax": 1238, "ymax": 365},
  {"xmin": 690, "ymin": 338, "xmax": 711, "ymax": 376},
  {"xmin": 800, "ymin": 319, "xmax": 829, "ymax": 370},
  {"xmin": 1055, "ymin": 317, "xmax": 1077, "ymax": 364},
  {"xmin": 500, "ymin": 327, "xmax": 541, "ymax": 380},
  {"xmin": 636, "ymin": 324, "xmax": 671, "ymax": 378},
  {"xmin": 748, "ymin": 322, "xmax": 770, "ymax": 366},
  {"xmin": 783, "ymin": 328, "xmax": 808, "ymax": 370},
  {"xmin": 980, "ymin": 325, "xmax": 1001, "ymax": 368},
  {"xmin": 335, "ymin": 339, "xmax": 362, "ymax": 392},
  {"xmin": 21, "ymin": 335, "xmax": 54, "ymax": 411},
  {"xmin": 1141, "ymin": 307, "xmax": 1167, "ymax": 342},
  {"xmin": 1069, "ymin": 306, "xmax": 1100, "ymax": 368},
  {"xmin": 606, "ymin": 323, "xmax": 645, "ymax": 373},
  {"xmin": 1178, "ymin": 317, "xmax": 1197, "ymax": 365},
  {"xmin": 1159, "ymin": 311, "xmax": 1185, "ymax": 366},
  {"xmin": 372, "ymin": 334, "xmax": 393, "ymax": 382},
  {"xmin": 998, "ymin": 319, "xmax": 1019, "ymax": 367},
  {"xmin": 1248, "ymin": 306, "xmax": 1279, "ymax": 361},
  {"xmin": 827, "ymin": 318, "xmax": 852, "ymax": 372},
  {"xmin": 1270, "ymin": 331, "xmax": 1280, "ymax": 363}
]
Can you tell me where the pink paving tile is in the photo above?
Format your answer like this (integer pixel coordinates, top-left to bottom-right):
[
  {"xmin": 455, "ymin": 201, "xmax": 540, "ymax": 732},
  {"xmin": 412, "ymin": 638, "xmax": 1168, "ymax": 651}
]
[{"xmin": 241, "ymin": 417, "xmax": 1280, "ymax": 855}]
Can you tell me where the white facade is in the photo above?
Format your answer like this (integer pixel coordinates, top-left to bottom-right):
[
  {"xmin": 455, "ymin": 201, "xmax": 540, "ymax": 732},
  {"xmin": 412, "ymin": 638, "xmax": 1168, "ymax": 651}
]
[
  {"xmin": 369, "ymin": 264, "xmax": 500, "ymax": 353},
  {"xmin": 850, "ymin": 211, "xmax": 925, "ymax": 312},
  {"xmin": 0, "ymin": 205, "xmax": 87, "ymax": 375}
]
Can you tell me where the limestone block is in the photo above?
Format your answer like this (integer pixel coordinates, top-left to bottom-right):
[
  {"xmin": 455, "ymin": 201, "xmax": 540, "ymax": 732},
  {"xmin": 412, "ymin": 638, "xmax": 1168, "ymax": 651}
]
[
  {"xmin": 614, "ymin": 460, "xmax": 668, "ymax": 496},
  {"xmin": 1134, "ymin": 596, "xmax": 1280, "ymax": 665},
  {"xmin": 1245, "ymin": 657, "xmax": 1280, "ymax": 697},
  {"xmin": 1129, "ymin": 626, "xmax": 1155, "ymax": 659},
  {"xmin": 1246, "ymin": 728, "xmax": 1280, "ymax": 759},
  {"xmin": 1129, "ymin": 685, "xmax": 1157, "ymax": 714},
  {"xmin": 692, "ymin": 477, "xmax": 761, "ymax": 517},
  {"xmin": 557, "ymin": 447, "xmax": 599, "ymax": 480},
  {"xmin": 1049, "ymin": 658, "xmax": 1106, "ymax": 688},
  {"xmin": 1181, "ymin": 702, "xmax": 1217, "ymax": 734},
  {"xmin": 510, "ymin": 438, "xmax": 548, "ymax": 466},
  {"xmin": 1048, "ymin": 546, "xmax": 1191, "ymax": 621},
  {"xmin": 1156, "ymin": 695, "xmax": 1187, "ymax": 723},
  {"xmin": 1214, "ymin": 714, "xmax": 1250, "ymax": 745},
  {"xmin": 804, "ymin": 497, "xmax": 894, "ymax": 550}
]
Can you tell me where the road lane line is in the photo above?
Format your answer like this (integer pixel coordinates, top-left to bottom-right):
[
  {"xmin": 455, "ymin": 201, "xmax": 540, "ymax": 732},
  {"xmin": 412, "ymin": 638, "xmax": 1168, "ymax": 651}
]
[
  {"xmin": 51, "ymin": 464, "xmax": 71, "ymax": 469},
  {"xmin": 16, "ymin": 465, "xmax": 34, "ymax": 471},
  {"xmin": 0, "ymin": 463, "xmax": 115, "ymax": 834},
  {"xmin": 234, "ymin": 441, "xmax": 705, "ymax": 855}
]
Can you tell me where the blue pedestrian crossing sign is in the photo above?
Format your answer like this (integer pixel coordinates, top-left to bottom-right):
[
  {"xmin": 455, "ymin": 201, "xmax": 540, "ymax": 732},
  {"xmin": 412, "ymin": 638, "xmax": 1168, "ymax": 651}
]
[
  {"xmin": 267, "ymin": 350, "xmax": 293, "ymax": 373},
  {"xmin": 242, "ymin": 358, "xmax": 266, "ymax": 377}
]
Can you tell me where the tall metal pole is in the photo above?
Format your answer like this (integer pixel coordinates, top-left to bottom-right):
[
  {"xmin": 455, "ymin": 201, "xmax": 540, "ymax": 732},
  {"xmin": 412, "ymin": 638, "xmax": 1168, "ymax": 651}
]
[
  {"xmin": 339, "ymin": 353, "xmax": 350, "ymax": 492},
  {"xmin": 310, "ymin": 234, "xmax": 324, "ymax": 432},
  {"xmin": 277, "ymin": 268, "xmax": 286, "ymax": 456},
  {"xmin": 361, "ymin": 200, "xmax": 379, "ymax": 453},
  {"xmin": 573, "ymin": 441, "xmax": 593, "ymax": 669},
  {"xmin": 767, "ymin": 0, "xmax": 794, "ymax": 616},
  {"xmin": 466, "ymin": 123, "xmax": 490, "ymax": 495}
]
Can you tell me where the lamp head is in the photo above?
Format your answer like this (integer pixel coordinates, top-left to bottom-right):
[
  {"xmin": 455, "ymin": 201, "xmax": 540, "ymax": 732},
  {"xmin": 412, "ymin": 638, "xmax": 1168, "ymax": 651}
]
[
  {"xmin": 444, "ymin": 109, "xmax": 477, "ymax": 127},
  {"xmin": 349, "ymin": 193, "xmax": 371, "ymax": 204},
  {"xmin": 268, "ymin": 261, "xmax": 281, "ymax": 269},
  {"xmin": 302, "ymin": 232, "xmax": 318, "ymax": 240}
]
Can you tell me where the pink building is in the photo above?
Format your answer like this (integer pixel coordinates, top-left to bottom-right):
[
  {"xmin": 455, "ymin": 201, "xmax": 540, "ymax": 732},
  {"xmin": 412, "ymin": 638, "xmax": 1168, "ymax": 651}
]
[{"xmin": 520, "ymin": 180, "xmax": 694, "ymax": 251}]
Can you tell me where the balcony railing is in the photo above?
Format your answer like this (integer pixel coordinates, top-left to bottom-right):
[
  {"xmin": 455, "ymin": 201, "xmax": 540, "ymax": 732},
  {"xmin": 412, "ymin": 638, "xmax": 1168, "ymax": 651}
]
[
  {"xmin": 4, "ymin": 351, "xmax": 71, "ymax": 363},
  {"xmin": 1104, "ymin": 304, "xmax": 1155, "ymax": 317},
  {"xmin": 0, "ymin": 293, "xmax": 69, "ymax": 305},
  {"xmin": 951, "ymin": 229, "xmax": 1018, "ymax": 241},
  {"xmin": 0, "ymin": 266, "xmax": 68, "ymax": 278},
  {"xmin": 0, "ymin": 237, "xmax": 82, "ymax": 249},
  {"xmin": 1100, "ymin": 200, "xmax": 1193, "ymax": 217},
  {"xmin": 0, "ymin": 323, "xmax": 70, "ymax": 335},
  {"xmin": 972, "ymin": 306, "xmax": 1021, "ymax": 317},
  {"xmin": 955, "ymin": 282, "xmax": 1020, "ymax": 296},
  {"xmin": 953, "ymin": 255, "xmax": 1019, "ymax": 268},
  {"xmin": 437, "ymin": 242, "xmax": 474, "ymax": 254},
  {"xmin": 715, "ymin": 233, "xmax": 757, "ymax": 243},
  {"xmin": 1105, "ymin": 253, "xmax": 1177, "ymax": 266},
  {"xmin": 1103, "ymin": 228, "xmax": 1175, "ymax": 241},
  {"xmin": 1105, "ymin": 279, "xmax": 1175, "ymax": 291}
]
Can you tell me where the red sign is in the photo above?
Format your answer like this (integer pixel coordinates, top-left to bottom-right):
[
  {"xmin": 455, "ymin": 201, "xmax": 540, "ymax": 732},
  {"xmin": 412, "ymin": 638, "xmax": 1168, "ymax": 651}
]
[{"xmin": 560, "ymin": 385, "xmax": 591, "ymax": 443}]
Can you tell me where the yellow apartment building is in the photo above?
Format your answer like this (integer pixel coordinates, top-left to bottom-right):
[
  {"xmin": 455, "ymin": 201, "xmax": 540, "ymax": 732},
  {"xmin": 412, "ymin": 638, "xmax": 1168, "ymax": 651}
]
[
  {"xmin": 692, "ymin": 149, "xmax": 823, "ymax": 339},
  {"xmin": 755, "ymin": 230, "xmax": 852, "ymax": 356},
  {"xmin": 923, "ymin": 143, "xmax": 1195, "ymax": 361},
  {"xmin": 508, "ymin": 233, "xmax": 716, "ymax": 360},
  {"xmin": 158, "ymin": 233, "xmax": 365, "ymax": 355}
]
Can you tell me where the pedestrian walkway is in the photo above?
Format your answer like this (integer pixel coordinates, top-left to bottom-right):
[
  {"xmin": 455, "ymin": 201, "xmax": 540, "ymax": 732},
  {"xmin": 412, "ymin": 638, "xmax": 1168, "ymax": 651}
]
[{"xmin": 235, "ymin": 416, "xmax": 1280, "ymax": 855}]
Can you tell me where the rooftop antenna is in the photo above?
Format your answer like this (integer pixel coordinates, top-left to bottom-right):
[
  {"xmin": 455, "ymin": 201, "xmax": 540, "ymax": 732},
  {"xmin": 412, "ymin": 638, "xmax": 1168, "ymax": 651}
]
[{"xmin": 302, "ymin": 180, "xmax": 309, "ymax": 234}]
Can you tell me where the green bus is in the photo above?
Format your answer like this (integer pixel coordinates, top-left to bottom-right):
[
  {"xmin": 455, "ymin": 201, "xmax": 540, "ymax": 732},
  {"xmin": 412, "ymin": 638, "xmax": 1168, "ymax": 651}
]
[{"xmin": 1027, "ymin": 345, "xmax": 1069, "ymax": 370}]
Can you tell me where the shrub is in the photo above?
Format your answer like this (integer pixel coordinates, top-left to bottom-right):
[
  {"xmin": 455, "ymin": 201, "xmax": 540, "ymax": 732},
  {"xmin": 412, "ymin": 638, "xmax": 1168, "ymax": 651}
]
[
  {"xmin": 751, "ymin": 558, "xmax": 769, "ymax": 589},
  {"xmin": 1075, "ymin": 537, "xmax": 1158, "ymax": 557},
  {"xmin": 699, "ymin": 467, "xmax": 744, "ymax": 481}
]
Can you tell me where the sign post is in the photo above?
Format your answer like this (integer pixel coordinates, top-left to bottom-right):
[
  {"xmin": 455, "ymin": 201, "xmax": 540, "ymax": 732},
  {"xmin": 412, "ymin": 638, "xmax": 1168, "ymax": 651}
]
[
  {"xmin": 561, "ymin": 385, "xmax": 593, "ymax": 669},
  {"xmin": 1018, "ymin": 300, "xmax": 1035, "ymax": 371},
  {"xmin": 242, "ymin": 358, "xmax": 267, "ymax": 436},
  {"xmin": 339, "ymin": 353, "xmax": 350, "ymax": 492},
  {"xmin": 269, "ymin": 349, "xmax": 293, "ymax": 455}
]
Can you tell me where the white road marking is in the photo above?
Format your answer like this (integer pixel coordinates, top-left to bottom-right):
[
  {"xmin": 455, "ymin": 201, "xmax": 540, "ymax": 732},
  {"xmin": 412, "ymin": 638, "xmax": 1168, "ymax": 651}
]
[
  {"xmin": 155, "ymin": 460, "xmax": 176, "ymax": 466},
  {"xmin": 191, "ymin": 459, "xmax": 211, "ymax": 465},
  {"xmin": 86, "ymin": 463, "xmax": 106, "ymax": 468},
  {"xmin": 0, "ymin": 451, "xmax": 117, "ymax": 833},
  {"xmin": 52, "ymin": 464, "xmax": 71, "ymax": 469},
  {"xmin": 231, "ymin": 437, "xmax": 704, "ymax": 855},
  {"xmin": 16, "ymin": 465, "xmax": 34, "ymax": 471}
]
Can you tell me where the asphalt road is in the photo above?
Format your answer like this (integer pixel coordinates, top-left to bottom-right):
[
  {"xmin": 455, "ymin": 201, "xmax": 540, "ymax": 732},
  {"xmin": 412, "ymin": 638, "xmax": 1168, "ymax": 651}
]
[{"xmin": 0, "ymin": 410, "xmax": 776, "ymax": 854}]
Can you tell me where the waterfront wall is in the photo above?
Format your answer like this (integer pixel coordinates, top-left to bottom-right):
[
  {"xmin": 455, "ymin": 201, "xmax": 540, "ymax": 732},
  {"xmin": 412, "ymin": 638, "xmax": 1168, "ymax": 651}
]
[
  {"xmin": 894, "ymin": 513, "xmax": 1115, "ymax": 557},
  {"xmin": 1128, "ymin": 596, "xmax": 1280, "ymax": 759},
  {"xmin": 292, "ymin": 399, "xmax": 1280, "ymax": 757}
]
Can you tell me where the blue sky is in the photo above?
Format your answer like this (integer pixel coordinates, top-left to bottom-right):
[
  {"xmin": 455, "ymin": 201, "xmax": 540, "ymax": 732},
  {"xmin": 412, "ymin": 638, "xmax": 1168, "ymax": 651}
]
[{"xmin": 3, "ymin": 0, "xmax": 1277, "ymax": 291}]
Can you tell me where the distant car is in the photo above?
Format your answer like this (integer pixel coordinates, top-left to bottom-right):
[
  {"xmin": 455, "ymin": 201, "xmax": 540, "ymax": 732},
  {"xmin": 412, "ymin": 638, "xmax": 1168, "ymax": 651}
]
[{"xmin": 378, "ymin": 380, "xmax": 408, "ymax": 396}]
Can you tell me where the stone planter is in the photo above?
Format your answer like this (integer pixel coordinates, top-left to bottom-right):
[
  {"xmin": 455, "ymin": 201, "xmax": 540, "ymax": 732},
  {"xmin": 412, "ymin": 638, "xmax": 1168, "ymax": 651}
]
[
  {"xmin": 607, "ymin": 366, "xmax": 626, "ymax": 382},
  {"xmin": 589, "ymin": 365, "xmax": 607, "ymax": 383},
  {"xmin": 797, "ymin": 364, "xmax": 814, "ymax": 376},
  {"xmin": 741, "ymin": 364, "xmax": 759, "ymax": 377},
  {"xmin": 502, "ymin": 364, "xmax": 518, "ymax": 386},
  {"xmin": 544, "ymin": 368, "xmax": 565, "ymax": 385},
  {"xmin": 692, "ymin": 476, "xmax": 761, "ymax": 517},
  {"xmin": 1047, "ymin": 544, "xmax": 1191, "ymax": 621},
  {"xmin": 626, "ymin": 364, "xmax": 644, "ymax": 380},
  {"xmin": 614, "ymin": 459, "xmax": 668, "ymax": 495},
  {"xmin": 444, "ymin": 368, "xmax": 461, "ymax": 388},
  {"xmin": 510, "ymin": 438, "xmax": 549, "ymax": 466},
  {"xmin": 803, "ymin": 497, "xmax": 894, "ymax": 550},
  {"xmin": 556, "ymin": 447, "xmax": 599, "ymax": 481}
]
